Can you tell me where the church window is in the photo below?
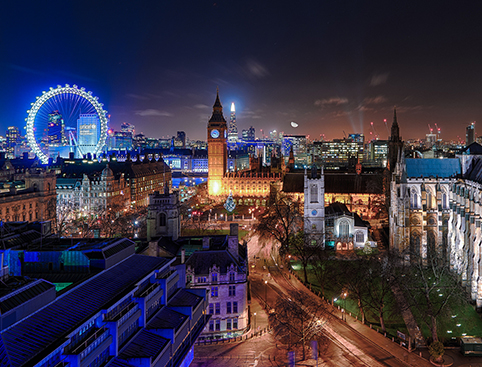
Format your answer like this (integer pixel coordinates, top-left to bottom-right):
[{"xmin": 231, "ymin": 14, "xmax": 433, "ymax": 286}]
[
  {"xmin": 339, "ymin": 220, "xmax": 349, "ymax": 237},
  {"xmin": 159, "ymin": 213, "xmax": 166, "ymax": 227},
  {"xmin": 410, "ymin": 188, "xmax": 420, "ymax": 209},
  {"xmin": 442, "ymin": 189, "xmax": 449, "ymax": 209},
  {"xmin": 355, "ymin": 231, "xmax": 364, "ymax": 243},
  {"xmin": 310, "ymin": 184, "xmax": 318, "ymax": 203}
]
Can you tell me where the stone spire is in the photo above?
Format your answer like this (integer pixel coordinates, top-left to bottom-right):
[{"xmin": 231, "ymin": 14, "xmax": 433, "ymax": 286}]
[
  {"xmin": 209, "ymin": 87, "xmax": 226, "ymax": 123},
  {"xmin": 390, "ymin": 106, "xmax": 400, "ymax": 142}
]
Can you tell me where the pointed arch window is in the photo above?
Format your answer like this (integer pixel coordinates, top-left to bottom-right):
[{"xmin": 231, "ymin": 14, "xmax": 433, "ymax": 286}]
[
  {"xmin": 442, "ymin": 188, "xmax": 449, "ymax": 209},
  {"xmin": 339, "ymin": 220, "xmax": 350, "ymax": 237},
  {"xmin": 410, "ymin": 188, "xmax": 420, "ymax": 209},
  {"xmin": 159, "ymin": 213, "xmax": 167, "ymax": 227},
  {"xmin": 310, "ymin": 184, "xmax": 318, "ymax": 203}
]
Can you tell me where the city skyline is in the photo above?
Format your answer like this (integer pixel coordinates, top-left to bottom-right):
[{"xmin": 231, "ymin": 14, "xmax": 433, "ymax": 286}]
[{"xmin": 1, "ymin": 1, "xmax": 482, "ymax": 142}]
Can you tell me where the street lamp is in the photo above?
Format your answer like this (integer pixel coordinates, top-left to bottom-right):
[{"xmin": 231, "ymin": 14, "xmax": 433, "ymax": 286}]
[{"xmin": 254, "ymin": 312, "xmax": 257, "ymax": 331}]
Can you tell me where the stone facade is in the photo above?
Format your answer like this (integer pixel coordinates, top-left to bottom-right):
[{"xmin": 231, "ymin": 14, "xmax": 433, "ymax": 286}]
[{"xmin": 0, "ymin": 162, "xmax": 56, "ymax": 223}]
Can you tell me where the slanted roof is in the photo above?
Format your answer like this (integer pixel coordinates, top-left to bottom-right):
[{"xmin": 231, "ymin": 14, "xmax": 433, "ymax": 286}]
[
  {"xmin": 168, "ymin": 289, "xmax": 203, "ymax": 308},
  {"xmin": 147, "ymin": 307, "xmax": 188, "ymax": 331},
  {"xmin": 462, "ymin": 142, "xmax": 482, "ymax": 155},
  {"xmin": 0, "ymin": 255, "xmax": 169, "ymax": 367},
  {"xmin": 0, "ymin": 279, "xmax": 54, "ymax": 314},
  {"xmin": 405, "ymin": 158, "xmax": 461, "ymax": 178},
  {"xmin": 107, "ymin": 360, "xmax": 136, "ymax": 367},
  {"xmin": 118, "ymin": 329, "xmax": 169, "ymax": 360},
  {"xmin": 464, "ymin": 156, "xmax": 482, "ymax": 184},
  {"xmin": 185, "ymin": 250, "xmax": 240, "ymax": 274}
]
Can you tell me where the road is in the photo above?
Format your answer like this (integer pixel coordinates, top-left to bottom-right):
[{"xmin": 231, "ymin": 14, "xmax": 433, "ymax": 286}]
[{"xmin": 192, "ymin": 234, "xmax": 425, "ymax": 366}]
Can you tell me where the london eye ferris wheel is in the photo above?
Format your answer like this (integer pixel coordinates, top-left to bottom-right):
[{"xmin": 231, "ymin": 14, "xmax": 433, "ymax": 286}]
[{"xmin": 25, "ymin": 84, "xmax": 108, "ymax": 164}]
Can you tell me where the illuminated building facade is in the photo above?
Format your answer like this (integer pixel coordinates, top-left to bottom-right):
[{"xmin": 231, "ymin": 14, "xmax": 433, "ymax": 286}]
[
  {"xmin": 207, "ymin": 89, "xmax": 228, "ymax": 196},
  {"xmin": 228, "ymin": 102, "xmax": 238, "ymax": 142},
  {"xmin": 77, "ymin": 113, "xmax": 101, "ymax": 157},
  {"xmin": 312, "ymin": 138, "xmax": 363, "ymax": 169},
  {"xmin": 304, "ymin": 165, "xmax": 325, "ymax": 245},
  {"xmin": 47, "ymin": 110, "xmax": 67, "ymax": 146},
  {"xmin": 242, "ymin": 126, "xmax": 255, "ymax": 140},
  {"xmin": 0, "ymin": 159, "xmax": 56, "ymax": 223},
  {"xmin": 5, "ymin": 126, "xmax": 20, "ymax": 158}
]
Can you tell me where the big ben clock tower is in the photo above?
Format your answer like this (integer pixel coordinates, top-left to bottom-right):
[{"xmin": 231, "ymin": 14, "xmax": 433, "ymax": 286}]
[{"xmin": 208, "ymin": 88, "xmax": 228, "ymax": 196}]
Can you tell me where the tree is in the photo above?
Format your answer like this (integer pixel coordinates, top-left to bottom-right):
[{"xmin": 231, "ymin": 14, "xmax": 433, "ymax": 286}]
[
  {"xmin": 309, "ymin": 247, "xmax": 337, "ymax": 297},
  {"xmin": 288, "ymin": 231, "xmax": 321, "ymax": 283},
  {"xmin": 341, "ymin": 259, "xmax": 371, "ymax": 324},
  {"xmin": 269, "ymin": 289, "xmax": 330, "ymax": 360},
  {"xmin": 362, "ymin": 256, "xmax": 399, "ymax": 332},
  {"xmin": 254, "ymin": 190, "xmax": 302, "ymax": 257},
  {"xmin": 397, "ymin": 251, "xmax": 466, "ymax": 343}
]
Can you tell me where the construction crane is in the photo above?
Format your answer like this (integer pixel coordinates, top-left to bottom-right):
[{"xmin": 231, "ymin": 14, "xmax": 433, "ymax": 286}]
[{"xmin": 370, "ymin": 121, "xmax": 379, "ymax": 141}]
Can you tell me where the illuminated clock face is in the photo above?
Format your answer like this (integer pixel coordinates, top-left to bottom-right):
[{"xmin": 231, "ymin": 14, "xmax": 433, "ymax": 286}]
[
  {"xmin": 311, "ymin": 210, "xmax": 317, "ymax": 216},
  {"xmin": 211, "ymin": 129, "xmax": 220, "ymax": 138}
]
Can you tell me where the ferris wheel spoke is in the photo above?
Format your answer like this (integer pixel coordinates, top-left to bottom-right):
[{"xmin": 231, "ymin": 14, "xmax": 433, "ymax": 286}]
[{"xmin": 26, "ymin": 86, "xmax": 108, "ymax": 164}]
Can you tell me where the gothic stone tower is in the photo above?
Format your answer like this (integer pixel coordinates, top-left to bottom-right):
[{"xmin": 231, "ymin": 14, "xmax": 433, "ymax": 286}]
[
  {"xmin": 208, "ymin": 89, "xmax": 228, "ymax": 196},
  {"xmin": 304, "ymin": 164, "xmax": 325, "ymax": 246}
]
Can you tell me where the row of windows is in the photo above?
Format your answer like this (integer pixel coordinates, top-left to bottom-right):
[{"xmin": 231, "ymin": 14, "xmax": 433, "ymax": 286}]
[
  {"xmin": 211, "ymin": 286, "xmax": 236, "ymax": 297},
  {"xmin": 208, "ymin": 318, "xmax": 238, "ymax": 331},
  {"xmin": 209, "ymin": 302, "xmax": 238, "ymax": 315},
  {"xmin": 195, "ymin": 273, "xmax": 237, "ymax": 284},
  {"xmin": 0, "ymin": 202, "xmax": 36, "ymax": 215}
]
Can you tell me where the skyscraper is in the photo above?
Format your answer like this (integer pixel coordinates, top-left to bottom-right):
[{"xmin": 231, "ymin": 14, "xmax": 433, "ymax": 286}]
[
  {"xmin": 5, "ymin": 126, "xmax": 20, "ymax": 158},
  {"xmin": 466, "ymin": 122, "xmax": 475, "ymax": 146},
  {"xmin": 228, "ymin": 102, "xmax": 238, "ymax": 142},
  {"xmin": 47, "ymin": 110, "xmax": 67, "ymax": 146}
]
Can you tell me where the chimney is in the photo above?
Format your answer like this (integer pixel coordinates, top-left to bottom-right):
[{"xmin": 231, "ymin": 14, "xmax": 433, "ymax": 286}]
[
  {"xmin": 69, "ymin": 152, "xmax": 75, "ymax": 160},
  {"xmin": 181, "ymin": 249, "xmax": 185, "ymax": 264},
  {"xmin": 202, "ymin": 237, "xmax": 210, "ymax": 249}
]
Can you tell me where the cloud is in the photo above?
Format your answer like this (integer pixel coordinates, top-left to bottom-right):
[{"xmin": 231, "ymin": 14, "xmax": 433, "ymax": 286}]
[
  {"xmin": 245, "ymin": 59, "xmax": 270, "ymax": 79},
  {"xmin": 314, "ymin": 97, "xmax": 349, "ymax": 107},
  {"xmin": 135, "ymin": 109, "xmax": 172, "ymax": 117},
  {"xmin": 194, "ymin": 104, "xmax": 209, "ymax": 109},
  {"xmin": 126, "ymin": 93, "xmax": 149, "ymax": 100},
  {"xmin": 8, "ymin": 64, "xmax": 47, "ymax": 76},
  {"xmin": 370, "ymin": 72, "xmax": 389, "ymax": 86},
  {"xmin": 363, "ymin": 96, "xmax": 387, "ymax": 105}
]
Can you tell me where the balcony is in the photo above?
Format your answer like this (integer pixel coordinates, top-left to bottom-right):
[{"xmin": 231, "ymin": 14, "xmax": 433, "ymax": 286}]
[{"xmin": 64, "ymin": 327, "xmax": 111, "ymax": 357}]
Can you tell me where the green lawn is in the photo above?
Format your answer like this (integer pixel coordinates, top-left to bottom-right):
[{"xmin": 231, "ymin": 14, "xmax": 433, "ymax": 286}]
[
  {"xmin": 291, "ymin": 259, "xmax": 407, "ymax": 336},
  {"xmin": 290, "ymin": 258, "xmax": 482, "ymax": 342}
]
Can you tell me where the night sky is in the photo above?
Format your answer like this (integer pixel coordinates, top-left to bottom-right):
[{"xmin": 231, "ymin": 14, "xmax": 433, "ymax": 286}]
[{"xmin": 1, "ymin": 1, "xmax": 482, "ymax": 142}]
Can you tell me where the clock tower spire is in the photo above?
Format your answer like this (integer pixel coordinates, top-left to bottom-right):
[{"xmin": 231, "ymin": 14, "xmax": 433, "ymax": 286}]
[{"xmin": 208, "ymin": 88, "xmax": 228, "ymax": 196}]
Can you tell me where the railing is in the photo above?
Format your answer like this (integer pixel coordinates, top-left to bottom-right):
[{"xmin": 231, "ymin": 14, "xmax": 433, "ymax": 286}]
[
  {"xmin": 64, "ymin": 327, "xmax": 108, "ymax": 355},
  {"xmin": 103, "ymin": 302, "xmax": 137, "ymax": 322},
  {"xmin": 134, "ymin": 283, "xmax": 160, "ymax": 300}
]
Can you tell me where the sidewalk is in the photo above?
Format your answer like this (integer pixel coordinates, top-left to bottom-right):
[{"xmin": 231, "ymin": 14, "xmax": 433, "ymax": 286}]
[{"xmin": 287, "ymin": 270, "xmax": 435, "ymax": 367}]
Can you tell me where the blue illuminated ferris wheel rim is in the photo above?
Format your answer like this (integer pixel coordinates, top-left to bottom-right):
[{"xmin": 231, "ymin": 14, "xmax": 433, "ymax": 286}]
[{"xmin": 25, "ymin": 84, "xmax": 108, "ymax": 164}]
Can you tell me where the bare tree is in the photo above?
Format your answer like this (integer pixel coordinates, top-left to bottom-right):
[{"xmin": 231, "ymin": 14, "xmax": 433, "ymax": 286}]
[
  {"xmin": 362, "ymin": 256, "xmax": 398, "ymax": 332},
  {"xmin": 341, "ymin": 259, "xmax": 370, "ymax": 323},
  {"xmin": 309, "ymin": 247, "xmax": 337, "ymax": 297},
  {"xmin": 397, "ymin": 251, "xmax": 466, "ymax": 342},
  {"xmin": 254, "ymin": 189, "xmax": 302, "ymax": 257},
  {"xmin": 288, "ymin": 231, "xmax": 321, "ymax": 283},
  {"xmin": 269, "ymin": 289, "xmax": 330, "ymax": 360}
]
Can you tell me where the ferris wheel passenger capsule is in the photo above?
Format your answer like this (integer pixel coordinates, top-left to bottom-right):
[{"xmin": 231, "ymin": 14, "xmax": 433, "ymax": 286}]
[{"xmin": 65, "ymin": 84, "xmax": 70, "ymax": 88}]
